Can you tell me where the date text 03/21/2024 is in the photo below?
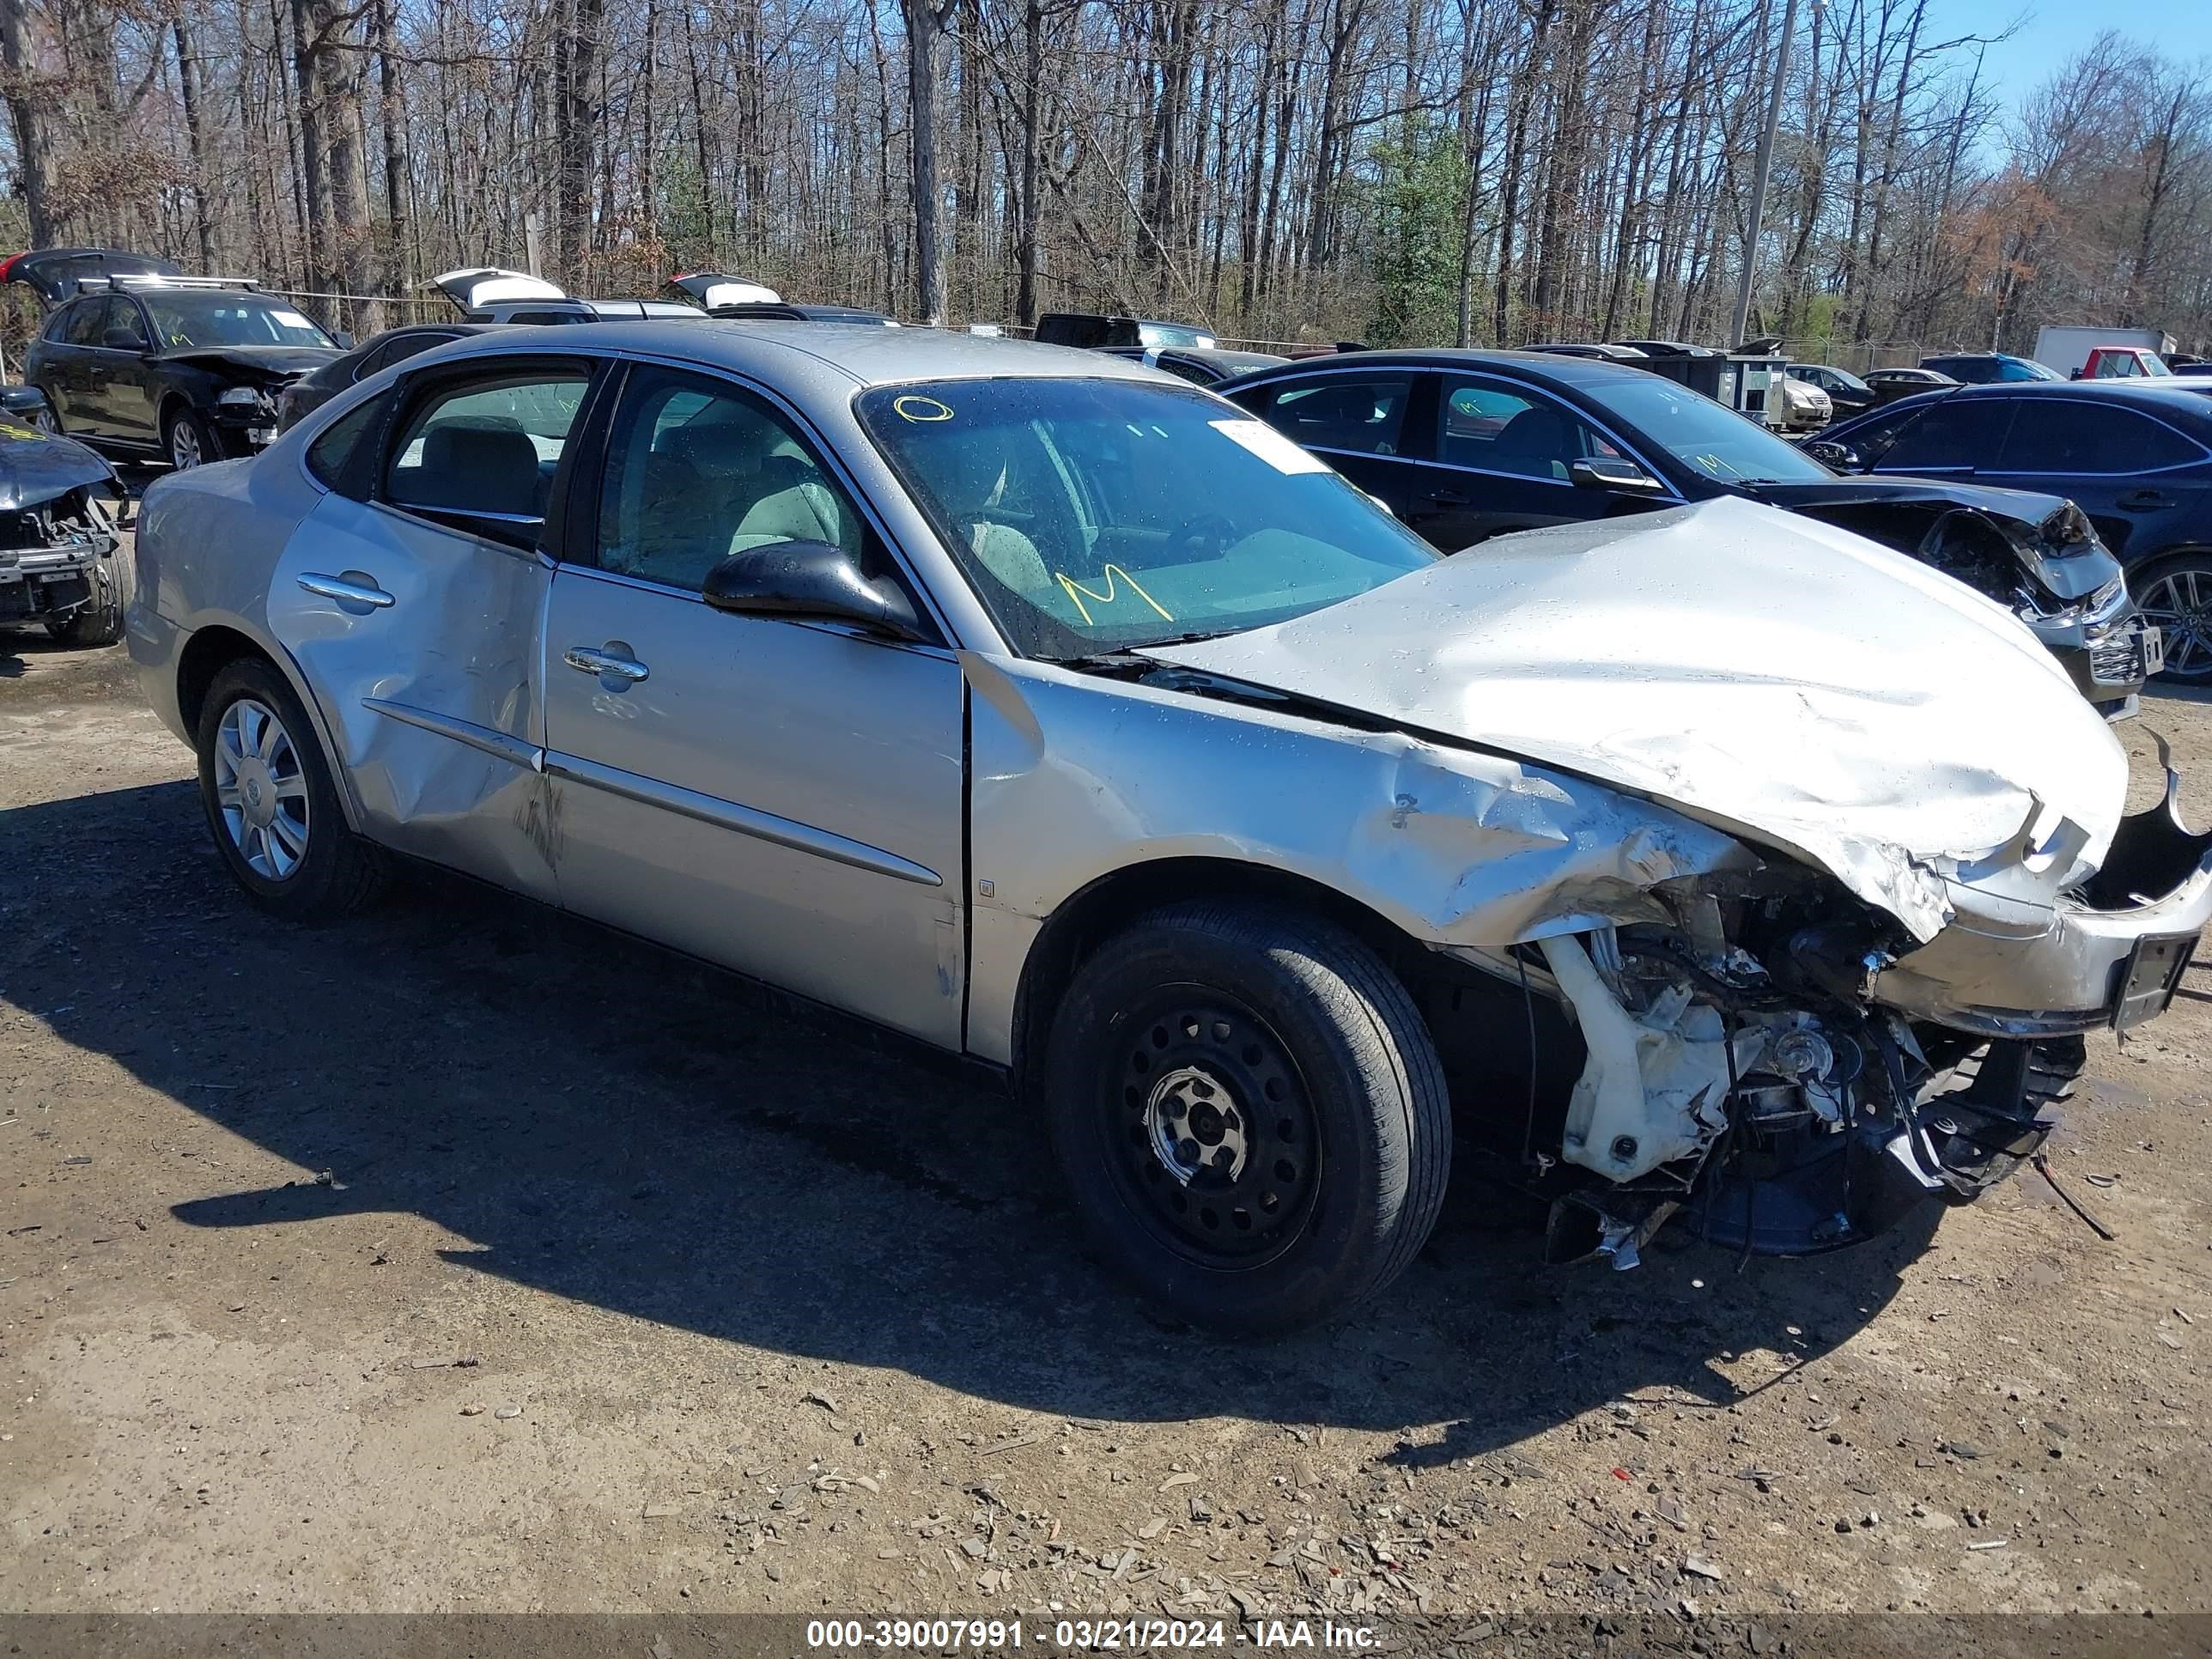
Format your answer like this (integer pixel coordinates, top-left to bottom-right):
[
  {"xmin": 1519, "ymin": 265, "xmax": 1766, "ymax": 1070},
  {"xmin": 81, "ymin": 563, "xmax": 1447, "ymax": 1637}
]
[{"xmin": 802, "ymin": 1618, "xmax": 1382, "ymax": 1650}]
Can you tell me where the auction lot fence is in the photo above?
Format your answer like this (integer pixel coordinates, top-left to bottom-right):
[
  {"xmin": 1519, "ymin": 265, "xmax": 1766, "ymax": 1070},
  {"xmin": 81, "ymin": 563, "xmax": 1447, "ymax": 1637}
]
[{"xmin": 3, "ymin": 1614, "xmax": 2209, "ymax": 1657}]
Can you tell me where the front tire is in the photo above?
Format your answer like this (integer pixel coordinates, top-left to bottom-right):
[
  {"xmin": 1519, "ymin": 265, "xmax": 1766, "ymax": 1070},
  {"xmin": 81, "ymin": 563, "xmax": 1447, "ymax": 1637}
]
[
  {"xmin": 44, "ymin": 499, "xmax": 131, "ymax": 647},
  {"xmin": 195, "ymin": 658, "xmax": 387, "ymax": 919},
  {"xmin": 163, "ymin": 405, "xmax": 216, "ymax": 471},
  {"xmin": 1042, "ymin": 901, "xmax": 1450, "ymax": 1338},
  {"xmin": 2136, "ymin": 551, "xmax": 2212, "ymax": 684}
]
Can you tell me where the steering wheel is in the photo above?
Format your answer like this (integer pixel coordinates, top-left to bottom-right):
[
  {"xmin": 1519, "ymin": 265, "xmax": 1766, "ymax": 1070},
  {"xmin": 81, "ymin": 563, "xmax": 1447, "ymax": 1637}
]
[{"xmin": 1171, "ymin": 513, "xmax": 1238, "ymax": 559}]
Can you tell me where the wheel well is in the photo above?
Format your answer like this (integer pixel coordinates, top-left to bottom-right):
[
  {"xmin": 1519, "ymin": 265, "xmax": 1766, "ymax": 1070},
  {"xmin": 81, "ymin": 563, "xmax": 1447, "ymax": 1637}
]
[
  {"xmin": 175, "ymin": 624, "xmax": 273, "ymax": 736},
  {"xmin": 1008, "ymin": 857, "xmax": 1442, "ymax": 1097}
]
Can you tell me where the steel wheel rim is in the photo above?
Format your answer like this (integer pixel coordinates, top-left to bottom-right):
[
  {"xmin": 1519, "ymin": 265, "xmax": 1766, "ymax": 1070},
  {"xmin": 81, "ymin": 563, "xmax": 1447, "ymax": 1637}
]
[
  {"xmin": 169, "ymin": 420, "xmax": 203, "ymax": 469},
  {"xmin": 214, "ymin": 697, "xmax": 310, "ymax": 880},
  {"xmin": 1105, "ymin": 990, "xmax": 1322, "ymax": 1269},
  {"xmin": 2141, "ymin": 564, "xmax": 2212, "ymax": 683}
]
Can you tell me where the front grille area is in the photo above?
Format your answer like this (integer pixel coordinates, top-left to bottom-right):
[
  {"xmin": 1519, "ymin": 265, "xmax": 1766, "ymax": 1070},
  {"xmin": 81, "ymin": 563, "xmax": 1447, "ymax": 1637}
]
[{"xmin": 2090, "ymin": 624, "xmax": 2147, "ymax": 685}]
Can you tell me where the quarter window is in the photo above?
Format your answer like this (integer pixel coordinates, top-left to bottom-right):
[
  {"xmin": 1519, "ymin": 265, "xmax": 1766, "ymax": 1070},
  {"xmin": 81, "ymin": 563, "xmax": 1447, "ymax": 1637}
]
[
  {"xmin": 593, "ymin": 364, "xmax": 865, "ymax": 592},
  {"xmin": 385, "ymin": 368, "xmax": 590, "ymax": 537},
  {"xmin": 1996, "ymin": 402, "xmax": 2203, "ymax": 474},
  {"xmin": 1255, "ymin": 374, "xmax": 1416, "ymax": 457},
  {"xmin": 307, "ymin": 392, "xmax": 390, "ymax": 494}
]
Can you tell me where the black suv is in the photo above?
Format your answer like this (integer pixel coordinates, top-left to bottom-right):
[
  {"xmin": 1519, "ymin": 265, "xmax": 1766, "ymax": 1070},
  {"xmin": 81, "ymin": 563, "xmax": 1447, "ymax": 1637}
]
[{"xmin": 26, "ymin": 279, "xmax": 345, "ymax": 469}]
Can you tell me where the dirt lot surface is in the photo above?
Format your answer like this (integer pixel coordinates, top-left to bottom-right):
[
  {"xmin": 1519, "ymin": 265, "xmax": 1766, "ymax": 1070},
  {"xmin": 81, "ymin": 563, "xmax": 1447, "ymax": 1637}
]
[{"xmin": 4, "ymin": 624, "xmax": 2212, "ymax": 1639}]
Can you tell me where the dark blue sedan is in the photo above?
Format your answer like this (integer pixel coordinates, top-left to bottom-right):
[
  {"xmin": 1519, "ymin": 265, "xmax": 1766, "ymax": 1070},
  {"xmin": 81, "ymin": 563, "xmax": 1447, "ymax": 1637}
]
[{"xmin": 1817, "ymin": 380, "xmax": 2212, "ymax": 681}]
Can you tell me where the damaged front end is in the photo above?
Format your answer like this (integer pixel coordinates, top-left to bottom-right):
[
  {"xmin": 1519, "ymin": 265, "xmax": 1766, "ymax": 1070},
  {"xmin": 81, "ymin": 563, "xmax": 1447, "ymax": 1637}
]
[
  {"xmin": 0, "ymin": 421, "xmax": 124, "ymax": 632},
  {"xmin": 1471, "ymin": 754, "xmax": 2212, "ymax": 1264}
]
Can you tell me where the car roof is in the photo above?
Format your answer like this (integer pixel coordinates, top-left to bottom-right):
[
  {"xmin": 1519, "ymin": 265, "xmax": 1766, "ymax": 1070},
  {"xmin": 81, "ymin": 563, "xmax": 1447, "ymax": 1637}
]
[
  {"xmin": 1942, "ymin": 378, "xmax": 2212, "ymax": 410},
  {"xmin": 1229, "ymin": 345, "xmax": 1651, "ymax": 389},
  {"xmin": 416, "ymin": 317, "xmax": 1164, "ymax": 390}
]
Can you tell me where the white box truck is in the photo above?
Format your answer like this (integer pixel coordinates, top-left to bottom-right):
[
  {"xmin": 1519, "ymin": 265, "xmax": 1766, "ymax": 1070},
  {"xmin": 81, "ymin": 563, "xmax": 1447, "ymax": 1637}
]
[{"xmin": 2034, "ymin": 324, "xmax": 2175, "ymax": 379}]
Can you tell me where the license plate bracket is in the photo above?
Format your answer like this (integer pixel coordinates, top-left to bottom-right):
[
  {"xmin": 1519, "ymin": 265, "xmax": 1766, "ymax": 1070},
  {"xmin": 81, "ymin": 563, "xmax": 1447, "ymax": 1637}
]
[{"xmin": 2114, "ymin": 929, "xmax": 2197, "ymax": 1031}]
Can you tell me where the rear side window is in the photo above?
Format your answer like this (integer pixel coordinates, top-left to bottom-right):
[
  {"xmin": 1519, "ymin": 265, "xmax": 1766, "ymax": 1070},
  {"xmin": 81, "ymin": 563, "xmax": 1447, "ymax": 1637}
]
[
  {"xmin": 1253, "ymin": 374, "xmax": 1416, "ymax": 457},
  {"xmin": 1878, "ymin": 399, "xmax": 2011, "ymax": 471},
  {"xmin": 61, "ymin": 298, "xmax": 109, "ymax": 345},
  {"xmin": 1996, "ymin": 402, "xmax": 2203, "ymax": 474},
  {"xmin": 385, "ymin": 368, "xmax": 591, "ymax": 542},
  {"xmin": 307, "ymin": 392, "xmax": 391, "ymax": 495}
]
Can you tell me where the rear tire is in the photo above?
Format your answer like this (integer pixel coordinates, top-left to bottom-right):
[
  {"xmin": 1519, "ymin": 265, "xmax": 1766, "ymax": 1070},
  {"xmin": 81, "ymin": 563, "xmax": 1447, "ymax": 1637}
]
[
  {"xmin": 2136, "ymin": 550, "xmax": 2212, "ymax": 684},
  {"xmin": 195, "ymin": 657, "xmax": 387, "ymax": 920},
  {"xmin": 1042, "ymin": 901, "xmax": 1450, "ymax": 1338}
]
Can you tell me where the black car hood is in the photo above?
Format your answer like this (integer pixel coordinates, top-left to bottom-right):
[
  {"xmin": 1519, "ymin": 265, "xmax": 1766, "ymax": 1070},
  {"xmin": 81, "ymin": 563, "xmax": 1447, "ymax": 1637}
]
[
  {"xmin": 157, "ymin": 344, "xmax": 343, "ymax": 381},
  {"xmin": 1750, "ymin": 475, "xmax": 2116, "ymax": 604},
  {"xmin": 0, "ymin": 418, "xmax": 119, "ymax": 509}
]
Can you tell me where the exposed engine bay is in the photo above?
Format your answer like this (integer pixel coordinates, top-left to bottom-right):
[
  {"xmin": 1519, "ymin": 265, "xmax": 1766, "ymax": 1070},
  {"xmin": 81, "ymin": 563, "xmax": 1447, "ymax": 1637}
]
[{"xmin": 1425, "ymin": 756, "xmax": 2212, "ymax": 1267}]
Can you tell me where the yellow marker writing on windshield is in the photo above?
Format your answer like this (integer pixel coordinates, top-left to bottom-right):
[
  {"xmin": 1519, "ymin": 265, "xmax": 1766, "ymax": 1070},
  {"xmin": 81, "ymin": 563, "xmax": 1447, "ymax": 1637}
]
[{"xmin": 1056, "ymin": 565, "xmax": 1174, "ymax": 627}]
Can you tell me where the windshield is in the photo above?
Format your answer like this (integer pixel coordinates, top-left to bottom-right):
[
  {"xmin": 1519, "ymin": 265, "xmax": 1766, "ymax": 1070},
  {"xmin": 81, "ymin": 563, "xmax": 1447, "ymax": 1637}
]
[
  {"xmin": 1139, "ymin": 322, "xmax": 1216, "ymax": 349},
  {"xmin": 1577, "ymin": 374, "xmax": 1832, "ymax": 483},
  {"xmin": 1800, "ymin": 364, "xmax": 1869, "ymax": 393},
  {"xmin": 858, "ymin": 377, "xmax": 1438, "ymax": 659},
  {"xmin": 142, "ymin": 293, "xmax": 335, "ymax": 350}
]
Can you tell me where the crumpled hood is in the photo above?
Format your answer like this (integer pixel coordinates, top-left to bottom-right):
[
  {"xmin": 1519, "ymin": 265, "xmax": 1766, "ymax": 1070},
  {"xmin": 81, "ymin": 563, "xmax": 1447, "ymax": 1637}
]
[
  {"xmin": 0, "ymin": 419, "xmax": 118, "ymax": 508},
  {"xmin": 1144, "ymin": 498, "xmax": 2130, "ymax": 941},
  {"xmin": 158, "ymin": 345, "xmax": 341, "ymax": 381}
]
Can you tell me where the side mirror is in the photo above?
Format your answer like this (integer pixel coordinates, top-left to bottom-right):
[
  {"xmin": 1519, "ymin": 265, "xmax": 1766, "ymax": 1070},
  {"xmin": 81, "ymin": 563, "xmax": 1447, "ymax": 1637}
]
[
  {"xmin": 101, "ymin": 327, "xmax": 145, "ymax": 351},
  {"xmin": 331, "ymin": 330, "xmax": 355, "ymax": 350},
  {"xmin": 702, "ymin": 539, "xmax": 927, "ymax": 642},
  {"xmin": 1569, "ymin": 457, "xmax": 1665, "ymax": 495},
  {"xmin": 1802, "ymin": 439, "xmax": 1862, "ymax": 472}
]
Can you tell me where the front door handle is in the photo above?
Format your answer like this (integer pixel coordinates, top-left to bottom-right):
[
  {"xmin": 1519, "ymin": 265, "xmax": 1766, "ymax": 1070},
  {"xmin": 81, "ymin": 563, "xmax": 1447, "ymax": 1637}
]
[
  {"xmin": 563, "ymin": 643, "xmax": 650, "ymax": 684},
  {"xmin": 2118, "ymin": 489, "xmax": 2173, "ymax": 511},
  {"xmin": 297, "ymin": 571, "xmax": 393, "ymax": 610},
  {"xmin": 1425, "ymin": 488, "xmax": 1470, "ymax": 507}
]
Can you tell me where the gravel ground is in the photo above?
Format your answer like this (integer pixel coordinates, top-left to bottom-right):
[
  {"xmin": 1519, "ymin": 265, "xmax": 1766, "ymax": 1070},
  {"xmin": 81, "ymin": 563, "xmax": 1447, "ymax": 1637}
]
[{"xmin": 3, "ymin": 624, "xmax": 2211, "ymax": 1635}]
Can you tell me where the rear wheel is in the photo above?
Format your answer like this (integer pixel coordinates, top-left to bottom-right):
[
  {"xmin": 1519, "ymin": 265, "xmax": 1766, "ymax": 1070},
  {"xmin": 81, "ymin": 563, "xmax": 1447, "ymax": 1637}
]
[
  {"xmin": 195, "ymin": 658, "xmax": 387, "ymax": 919},
  {"xmin": 2136, "ymin": 551, "xmax": 2212, "ymax": 684},
  {"xmin": 1042, "ymin": 901, "xmax": 1450, "ymax": 1338}
]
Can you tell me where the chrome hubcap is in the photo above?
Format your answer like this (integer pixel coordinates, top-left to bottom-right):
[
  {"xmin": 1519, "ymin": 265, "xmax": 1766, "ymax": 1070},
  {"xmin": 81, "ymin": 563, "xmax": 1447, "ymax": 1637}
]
[
  {"xmin": 214, "ymin": 698, "xmax": 309, "ymax": 879},
  {"xmin": 1145, "ymin": 1064, "xmax": 1249, "ymax": 1186},
  {"xmin": 2142, "ymin": 565, "xmax": 2212, "ymax": 682},
  {"xmin": 170, "ymin": 421, "xmax": 203, "ymax": 469}
]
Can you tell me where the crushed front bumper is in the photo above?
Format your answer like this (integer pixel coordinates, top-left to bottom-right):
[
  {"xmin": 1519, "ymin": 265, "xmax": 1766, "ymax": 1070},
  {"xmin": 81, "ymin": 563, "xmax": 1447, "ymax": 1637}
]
[
  {"xmin": 2030, "ymin": 588, "xmax": 2158, "ymax": 714},
  {"xmin": 1873, "ymin": 763, "xmax": 2212, "ymax": 1037},
  {"xmin": 0, "ymin": 540, "xmax": 98, "ymax": 623}
]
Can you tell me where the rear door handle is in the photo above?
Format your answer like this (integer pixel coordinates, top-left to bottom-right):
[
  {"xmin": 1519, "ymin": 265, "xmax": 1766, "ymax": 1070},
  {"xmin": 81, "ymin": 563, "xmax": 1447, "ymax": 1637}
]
[
  {"xmin": 2118, "ymin": 489, "xmax": 2173, "ymax": 510},
  {"xmin": 563, "ymin": 644, "xmax": 650, "ymax": 684},
  {"xmin": 1425, "ymin": 488, "xmax": 1470, "ymax": 507},
  {"xmin": 297, "ymin": 571, "xmax": 393, "ymax": 610}
]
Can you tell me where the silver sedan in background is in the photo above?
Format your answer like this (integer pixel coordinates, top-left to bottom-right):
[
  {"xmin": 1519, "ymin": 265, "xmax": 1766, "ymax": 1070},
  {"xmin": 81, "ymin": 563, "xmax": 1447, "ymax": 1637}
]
[{"xmin": 126, "ymin": 323, "xmax": 2212, "ymax": 1335}]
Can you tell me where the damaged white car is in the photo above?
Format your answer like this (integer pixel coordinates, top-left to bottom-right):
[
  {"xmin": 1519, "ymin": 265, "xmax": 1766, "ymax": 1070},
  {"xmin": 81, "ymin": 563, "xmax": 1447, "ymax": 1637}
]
[{"xmin": 126, "ymin": 327, "xmax": 2212, "ymax": 1336}]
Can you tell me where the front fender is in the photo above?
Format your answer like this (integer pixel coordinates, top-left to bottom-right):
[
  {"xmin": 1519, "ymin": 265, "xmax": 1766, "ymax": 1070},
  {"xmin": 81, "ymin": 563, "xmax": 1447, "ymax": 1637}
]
[{"xmin": 961, "ymin": 653, "xmax": 1758, "ymax": 1063}]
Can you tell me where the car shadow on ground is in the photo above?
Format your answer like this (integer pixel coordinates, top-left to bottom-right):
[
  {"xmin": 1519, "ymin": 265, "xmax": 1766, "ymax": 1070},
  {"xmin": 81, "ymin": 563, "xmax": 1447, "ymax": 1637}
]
[{"xmin": 6, "ymin": 776, "xmax": 1935, "ymax": 1449}]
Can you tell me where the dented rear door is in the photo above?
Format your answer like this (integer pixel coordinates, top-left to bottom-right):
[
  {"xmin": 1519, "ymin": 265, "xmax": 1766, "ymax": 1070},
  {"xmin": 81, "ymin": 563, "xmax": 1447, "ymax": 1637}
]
[{"xmin": 265, "ymin": 358, "xmax": 599, "ymax": 903}]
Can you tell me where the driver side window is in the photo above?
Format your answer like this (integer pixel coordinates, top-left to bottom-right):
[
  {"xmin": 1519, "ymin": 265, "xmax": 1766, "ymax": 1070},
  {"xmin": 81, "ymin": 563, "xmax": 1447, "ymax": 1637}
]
[
  {"xmin": 593, "ymin": 365, "xmax": 864, "ymax": 593},
  {"xmin": 1437, "ymin": 376, "xmax": 1613, "ymax": 481}
]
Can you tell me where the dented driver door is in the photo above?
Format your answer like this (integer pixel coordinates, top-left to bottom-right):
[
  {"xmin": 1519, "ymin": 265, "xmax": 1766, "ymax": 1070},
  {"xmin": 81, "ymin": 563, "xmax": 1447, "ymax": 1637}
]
[{"xmin": 265, "ymin": 359, "xmax": 599, "ymax": 903}]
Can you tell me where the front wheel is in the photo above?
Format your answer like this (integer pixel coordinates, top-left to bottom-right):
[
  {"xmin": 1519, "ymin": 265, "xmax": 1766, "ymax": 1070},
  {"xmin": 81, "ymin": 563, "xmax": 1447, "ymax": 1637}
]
[
  {"xmin": 195, "ymin": 658, "xmax": 388, "ymax": 919},
  {"xmin": 44, "ymin": 500, "xmax": 131, "ymax": 647},
  {"xmin": 1042, "ymin": 901, "xmax": 1451, "ymax": 1338},
  {"xmin": 2136, "ymin": 551, "xmax": 2212, "ymax": 684},
  {"xmin": 163, "ymin": 405, "xmax": 217, "ymax": 471}
]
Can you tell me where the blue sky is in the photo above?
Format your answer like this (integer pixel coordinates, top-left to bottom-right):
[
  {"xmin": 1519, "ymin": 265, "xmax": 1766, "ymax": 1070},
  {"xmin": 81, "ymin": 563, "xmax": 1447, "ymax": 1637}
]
[{"xmin": 1938, "ymin": 0, "xmax": 2212, "ymax": 108}]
